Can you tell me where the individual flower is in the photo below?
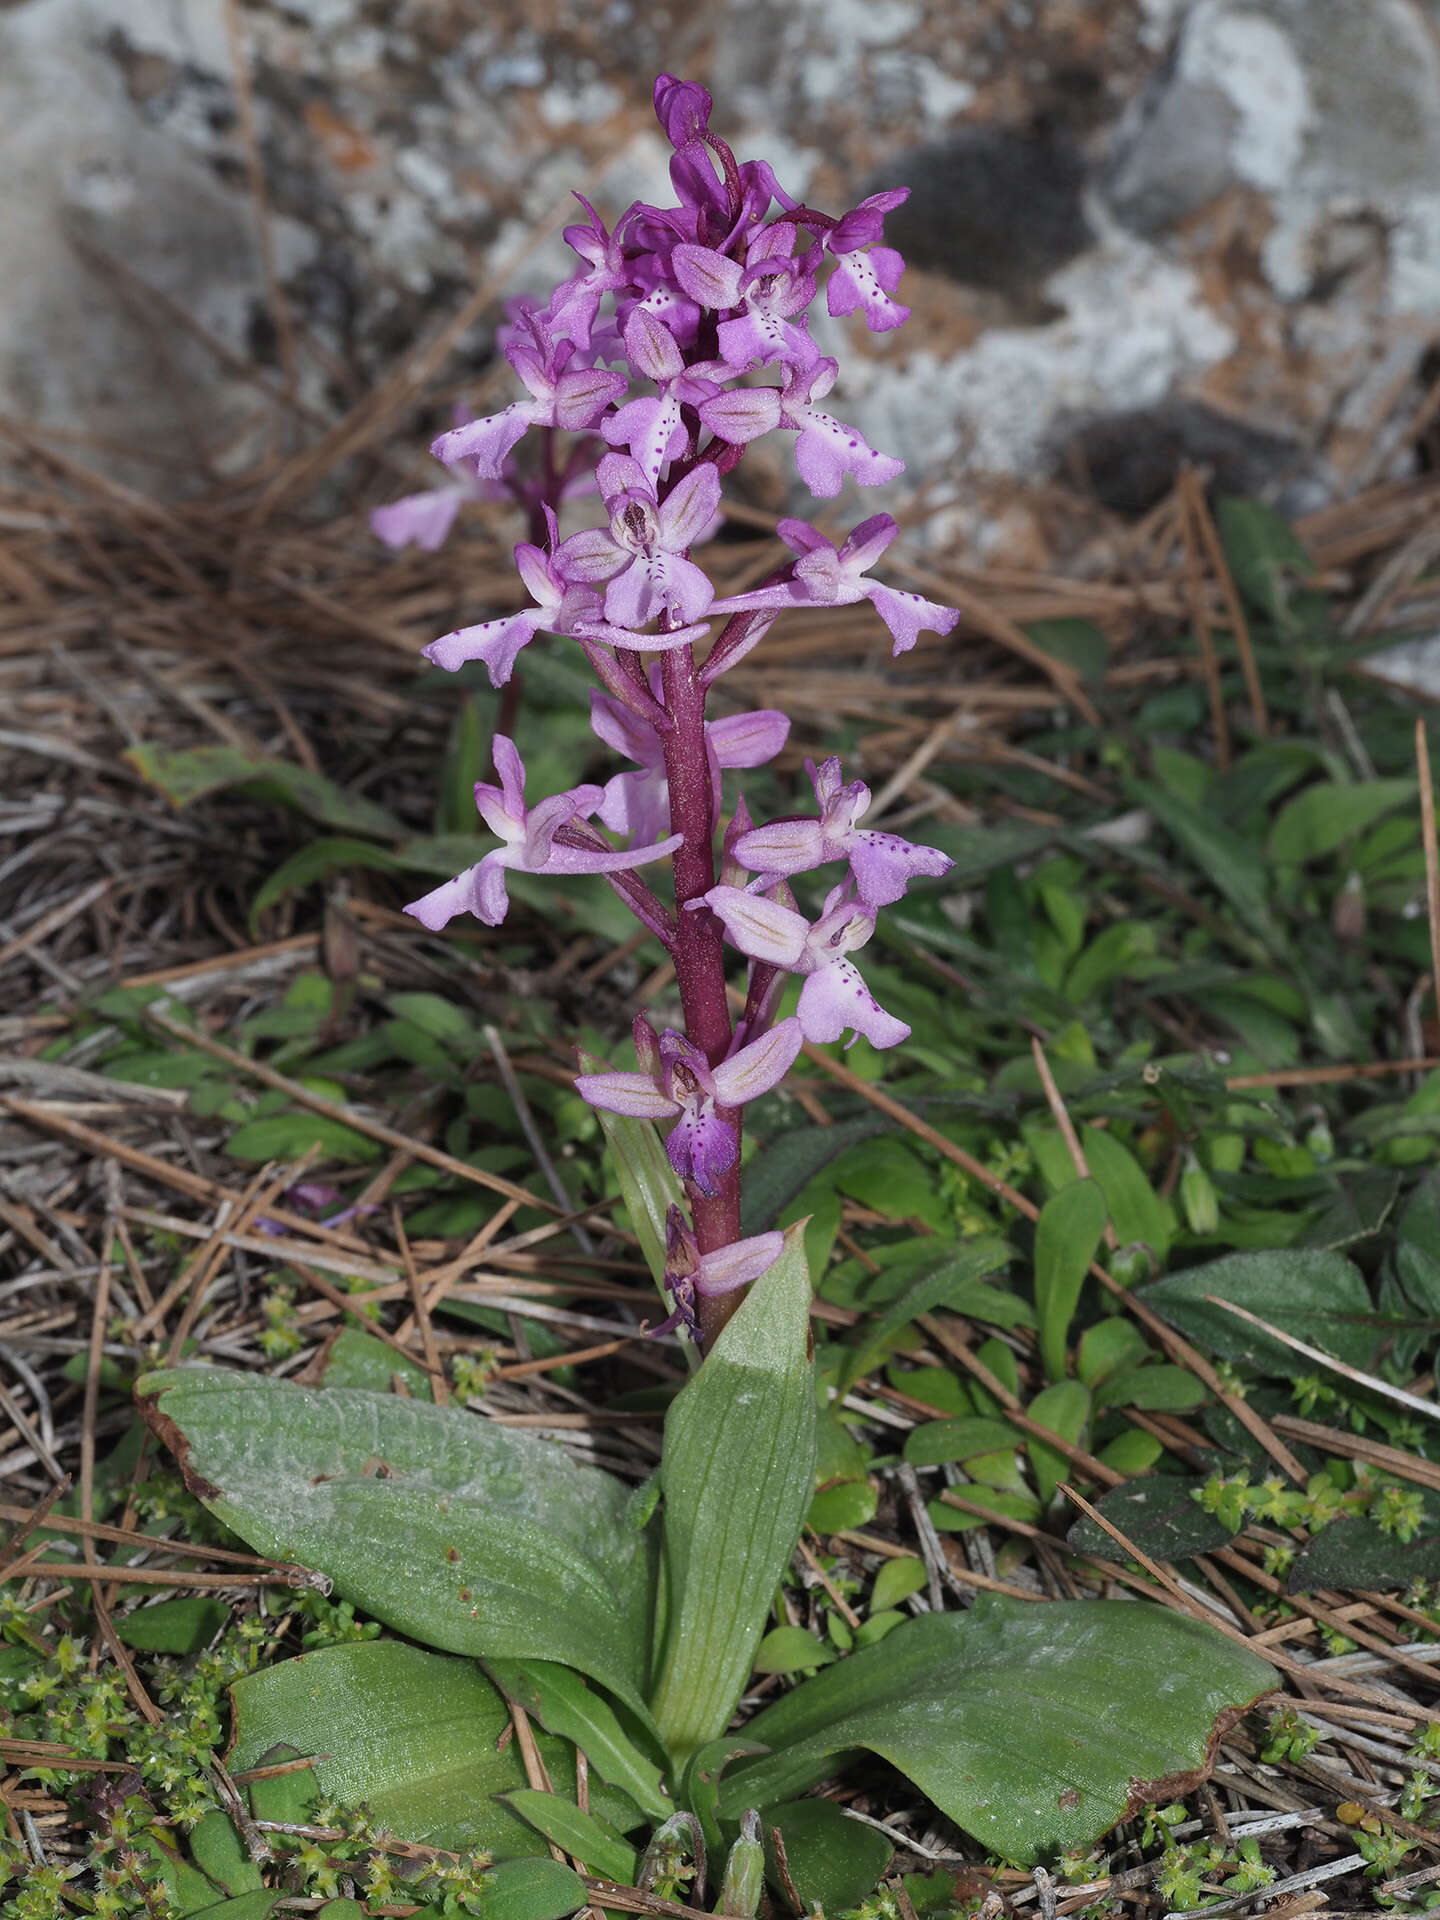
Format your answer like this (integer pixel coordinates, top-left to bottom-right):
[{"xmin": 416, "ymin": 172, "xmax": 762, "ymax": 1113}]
[
  {"xmin": 703, "ymin": 881, "xmax": 910, "ymax": 1049},
  {"xmin": 826, "ymin": 188, "xmax": 911, "ymax": 333},
  {"xmin": 430, "ymin": 318, "xmax": 627, "ymax": 478},
  {"xmin": 732, "ymin": 755, "xmax": 952, "ymax": 906},
  {"xmin": 405, "ymin": 736, "xmax": 680, "ymax": 930},
  {"xmin": 558, "ymin": 453, "xmax": 721, "ymax": 629},
  {"xmin": 650, "ymin": 1204, "xmax": 784, "ymax": 1340},
  {"xmin": 423, "ymin": 507, "xmax": 604, "ymax": 684},
  {"xmin": 670, "ymin": 224, "xmax": 819, "ymax": 376},
  {"xmin": 716, "ymin": 515, "xmax": 959, "ymax": 656},
  {"xmin": 592, "ymin": 680, "xmax": 789, "ymax": 844},
  {"xmin": 547, "ymin": 196, "xmax": 637, "ymax": 351},
  {"xmin": 601, "ymin": 309, "xmax": 728, "ymax": 486},
  {"xmin": 778, "ymin": 360, "xmax": 904, "ymax": 498},
  {"xmin": 574, "ymin": 1015, "xmax": 803, "ymax": 1194}
]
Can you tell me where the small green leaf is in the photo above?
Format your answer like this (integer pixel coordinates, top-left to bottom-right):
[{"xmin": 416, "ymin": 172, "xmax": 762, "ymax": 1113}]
[
  {"xmin": 841, "ymin": 1238, "xmax": 1013, "ymax": 1389},
  {"xmin": 1076, "ymin": 1319, "xmax": 1149, "ymax": 1388},
  {"xmin": 476, "ymin": 1857, "xmax": 589, "ymax": 1920},
  {"xmin": 116, "ymin": 1597, "xmax": 228, "ymax": 1655},
  {"xmin": 1128, "ymin": 778, "xmax": 1282, "ymax": 952},
  {"xmin": 187, "ymin": 1811, "xmax": 264, "ymax": 1896},
  {"xmin": 224, "ymin": 1113, "xmax": 383, "ymax": 1166},
  {"xmin": 1095, "ymin": 1363, "xmax": 1207, "ymax": 1413},
  {"xmin": 1288, "ymin": 1517, "xmax": 1440, "ymax": 1594},
  {"xmin": 1214, "ymin": 497, "xmax": 1315, "ymax": 623},
  {"xmin": 251, "ymin": 838, "xmax": 412, "ymax": 926},
  {"xmin": 502, "ymin": 1791, "xmax": 637, "ymax": 1881},
  {"xmin": 752, "ymin": 1626, "xmax": 837, "ymax": 1674},
  {"xmin": 903, "ymin": 1418, "xmax": 1020, "ymax": 1468},
  {"xmin": 764, "ymin": 1798, "xmax": 891, "ymax": 1914},
  {"xmin": 186, "ymin": 1895, "xmax": 281, "ymax": 1920},
  {"xmin": 1268, "ymin": 779, "xmax": 1415, "ymax": 867},
  {"xmin": 1024, "ymin": 1381, "xmax": 1091, "ymax": 1507},
  {"xmin": 739, "ymin": 1118, "xmax": 892, "ymax": 1234},
  {"xmin": 316, "ymin": 1327, "xmax": 434, "ymax": 1401},
  {"xmin": 484, "ymin": 1660, "xmax": 670, "ymax": 1824},
  {"xmin": 718, "ymin": 1595, "xmax": 1278, "ymax": 1864},
  {"xmin": 1034, "ymin": 1180, "xmax": 1107, "ymax": 1382},
  {"xmin": 870, "ymin": 1557, "xmax": 928, "ymax": 1612},
  {"xmin": 648, "ymin": 1225, "xmax": 816, "ymax": 1763}
]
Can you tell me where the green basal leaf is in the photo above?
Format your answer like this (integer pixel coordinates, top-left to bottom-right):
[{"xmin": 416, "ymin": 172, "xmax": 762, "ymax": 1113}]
[
  {"xmin": 1034, "ymin": 1180, "xmax": 1107, "ymax": 1383},
  {"xmin": 126, "ymin": 744, "xmax": 403, "ymax": 840},
  {"xmin": 140, "ymin": 1368, "xmax": 657, "ymax": 1720},
  {"xmin": 1142, "ymin": 1248, "xmax": 1383, "ymax": 1372},
  {"xmin": 716, "ymin": 1594, "xmax": 1277, "ymax": 1864},
  {"xmin": 648, "ymin": 1225, "xmax": 816, "ymax": 1763},
  {"xmin": 678, "ymin": 1738, "xmax": 769, "ymax": 1865},
  {"xmin": 476, "ymin": 1858, "xmax": 590, "ymax": 1920},
  {"xmin": 115, "ymin": 1596, "xmax": 228, "ymax": 1655},
  {"xmin": 230, "ymin": 1642, "xmax": 588, "ymax": 1858},
  {"xmin": 765, "ymin": 1798, "xmax": 892, "ymax": 1914},
  {"xmin": 485, "ymin": 1659, "xmax": 671, "ymax": 1823},
  {"xmin": 502, "ymin": 1791, "xmax": 638, "ymax": 1881}
]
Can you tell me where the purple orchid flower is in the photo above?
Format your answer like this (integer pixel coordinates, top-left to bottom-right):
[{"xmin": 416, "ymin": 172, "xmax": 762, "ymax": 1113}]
[
  {"xmin": 592, "ymin": 683, "xmax": 790, "ymax": 845},
  {"xmin": 704, "ymin": 881, "xmax": 910, "ymax": 1050},
  {"xmin": 558, "ymin": 453, "xmax": 721, "ymax": 630},
  {"xmin": 670, "ymin": 223, "xmax": 819, "ymax": 375},
  {"xmin": 547, "ymin": 196, "xmax": 638, "ymax": 351},
  {"xmin": 430, "ymin": 320, "xmax": 627, "ymax": 478},
  {"xmin": 826, "ymin": 189, "xmax": 911, "ymax": 333},
  {"xmin": 732, "ymin": 755, "xmax": 953, "ymax": 906},
  {"xmin": 422, "ymin": 506, "xmax": 604, "ymax": 684},
  {"xmin": 600, "ymin": 309, "xmax": 728, "ymax": 487},
  {"xmin": 575, "ymin": 1014, "xmax": 802, "ymax": 1194},
  {"xmin": 777, "ymin": 360, "xmax": 904, "ymax": 498},
  {"xmin": 406, "ymin": 736, "xmax": 680, "ymax": 931},
  {"xmin": 651, "ymin": 1204, "xmax": 784, "ymax": 1341}
]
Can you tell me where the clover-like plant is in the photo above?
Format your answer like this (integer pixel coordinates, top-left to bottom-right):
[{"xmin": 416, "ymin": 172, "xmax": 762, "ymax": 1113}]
[{"xmin": 140, "ymin": 78, "xmax": 1278, "ymax": 1904}]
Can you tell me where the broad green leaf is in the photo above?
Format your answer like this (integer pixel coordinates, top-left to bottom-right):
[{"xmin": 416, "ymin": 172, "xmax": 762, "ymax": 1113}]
[
  {"xmin": 765, "ymin": 1798, "xmax": 891, "ymax": 1914},
  {"xmin": 224, "ymin": 1112, "xmax": 382, "ymax": 1166},
  {"xmin": 1142, "ymin": 1249, "xmax": 1382, "ymax": 1372},
  {"xmin": 1288, "ymin": 1515, "xmax": 1440, "ymax": 1595},
  {"xmin": 127, "ymin": 744, "xmax": 403, "ymax": 840},
  {"xmin": 1268, "ymin": 779, "xmax": 1415, "ymax": 867},
  {"xmin": 1076, "ymin": 1318, "xmax": 1148, "ymax": 1388},
  {"xmin": 808, "ymin": 1405, "xmax": 877, "ymax": 1533},
  {"xmin": 903, "ymin": 1417, "xmax": 1020, "ymax": 1469},
  {"xmin": 753, "ymin": 1625, "xmax": 837, "ymax": 1673},
  {"xmin": 648, "ymin": 1225, "xmax": 816, "ymax": 1762},
  {"xmin": 870, "ymin": 1556, "xmax": 928, "ymax": 1612},
  {"xmin": 1034, "ymin": 1180, "xmax": 1107, "ymax": 1382},
  {"xmin": 825, "ymin": 1137, "xmax": 953, "ymax": 1232},
  {"xmin": 476, "ymin": 1858, "xmax": 589, "ymax": 1920},
  {"xmin": 1029, "ymin": 1127, "xmax": 1172, "ymax": 1266},
  {"xmin": 1064, "ymin": 922, "xmax": 1157, "ymax": 1004},
  {"xmin": 188, "ymin": 1897, "xmax": 280, "ymax": 1920},
  {"xmin": 386, "ymin": 992, "xmax": 482, "ymax": 1052},
  {"xmin": 131, "ymin": 1830, "xmax": 220, "ymax": 1915},
  {"xmin": 230, "ymin": 1642, "xmax": 564, "ymax": 1857},
  {"xmin": 739, "ymin": 1117, "xmax": 891, "ymax": 1234},
  {"xmin": 484, "ymin": 1660, "xmax": 670, "ymax": 1823},
  {"xmin": 502, "ymin": 1791, "xmax": 637, "ymax": 1881},
  {"xmin": 1024, "ymin": 1381, "xmax": 1091, "ymax": 1507},
  {"xmin": 140, "ymin": 1369, "xmax": 657, "ymax": 1719},
  {"xmin": 116, "ymin": 1597, "xmax": 228, "ymax": 1655},
  {"xmin": 187, "ymin": 1811, "xmax": 263, "ymax": 1897},
  {"xmin": 1066, "ymin": 1476, "xmax": 1236, "ymax": 1564},
  {"xmin": 840, "ymin": 1238, "xmax": 1013, "ymax": 1389},
  {"xmin": 717, "ymin": 1594, "xmax": 1277, "ymax": 1864}
]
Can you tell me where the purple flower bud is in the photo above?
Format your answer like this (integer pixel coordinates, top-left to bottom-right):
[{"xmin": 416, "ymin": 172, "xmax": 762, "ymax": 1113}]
[{"xmin": 653, "ymin": 75, "xmax": 713, "ymax": 149}]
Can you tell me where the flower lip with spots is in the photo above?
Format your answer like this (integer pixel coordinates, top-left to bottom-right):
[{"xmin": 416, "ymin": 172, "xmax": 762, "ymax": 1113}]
[
  {"xmin": 404, "ymin": 736, "xmax": 681, "ymax": 931},
  {"xmin": 731, "ymin": 754, "xmax": 952, "ymax": 906},
  {"xmin": 574, "ymin": 1015, "xmax": 803, "ymax": 1194},
  {"xmin": 703, "ymin": 881, "xmax": 911, "ymax": 1050}
]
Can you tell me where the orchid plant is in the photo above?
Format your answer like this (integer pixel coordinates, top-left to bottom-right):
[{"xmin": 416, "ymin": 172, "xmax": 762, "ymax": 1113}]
[
  {"xmin": 137, "ymin": 80, "xmax": 1278, "ymax": 1906},
  {"xmin": 380, "ymin": 72, "xmax": 959, "ymax": 1349}
]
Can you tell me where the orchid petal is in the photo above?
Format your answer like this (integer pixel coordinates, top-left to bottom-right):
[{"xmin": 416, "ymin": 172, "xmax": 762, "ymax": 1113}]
[
  {"xmin": 798, "ymin": 959, "xmax": 910, "ymax": 1050},
  {"xmin": 371, "ymin": 490, "xmax": 462, "ymax": 553},
  {"xmin": 666, "ymin": 1107, "xmax": 738, "ymax": 1196},
  {"xmin": 704, "ymin": 885, "xmax": 808, "ymax": 967},
  {"xmin": 430, "ymin": 406, "xmax": 535, "ymax": 478},
  {"xmin": 710, "ymin": 1016, "xmax": 803, "ymax": 1105},
  {"xmin": 422, "ymin": 610, "xmax": 544, "ymax": 683},
  {"xmin": 671, "ymin": 243, "xmax": 745, "ymax": 310},
  {"xmin": 708, "ymin": 708, "xmax": 790, "ymax": 768},
  {"xmin": 731, "ymin": 817, "xmax": 827, "ymax": 877},
  {"xmin": 864, "ymin": 581, "xmax": 961, "ymax": 656},
  {"xmin": 556, "ymin": 527, "xmax": 629, "ymax": 583},
  {"xmin": 657, "ymin": 462, "xmax": 723, "ymax": 552},
  {"xmin": 848, "ymin": 830, "xmax": 954, "ymax": 907},
  {"xmin": 540, "ymin": 830, "xmax": 683, "ymax": 877},
  {"xmin": 697, "ymin": 387, "xmax": 782, "ymax": 445},
  {"xmin": 694, "ymin": 1230, "xmax": 785, "ymax": 1297},
  {"xmin": 574, "ymin": 1071, "xmax": 678, "ymax": 1121}
]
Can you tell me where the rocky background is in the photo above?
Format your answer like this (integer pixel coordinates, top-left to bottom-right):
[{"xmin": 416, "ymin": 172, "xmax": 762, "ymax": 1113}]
[{"xmin": 4, "ymin": 0, "xmax": 1440, "ymax": 562}]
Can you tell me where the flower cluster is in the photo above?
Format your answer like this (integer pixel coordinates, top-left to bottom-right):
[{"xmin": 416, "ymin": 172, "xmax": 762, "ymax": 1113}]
[{"xmin": 389, "ymin": 76, "xmax": 960, "ymax": 1345}]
